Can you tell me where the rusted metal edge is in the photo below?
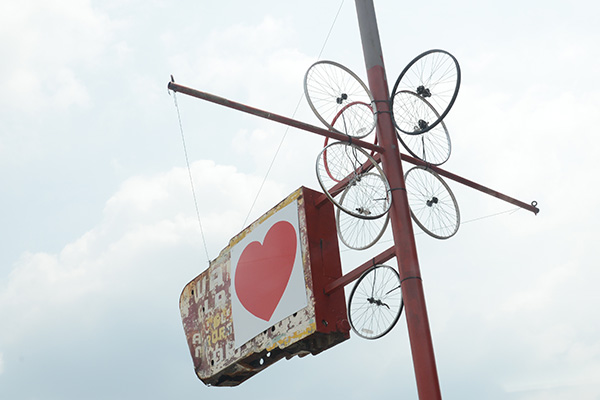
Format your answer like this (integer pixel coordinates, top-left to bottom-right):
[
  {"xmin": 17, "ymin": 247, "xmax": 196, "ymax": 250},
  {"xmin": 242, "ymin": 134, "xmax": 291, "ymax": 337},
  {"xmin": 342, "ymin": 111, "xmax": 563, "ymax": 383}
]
[{"xmin": 167, "ymin": 80, "xmax": 385, "ymax": 154}]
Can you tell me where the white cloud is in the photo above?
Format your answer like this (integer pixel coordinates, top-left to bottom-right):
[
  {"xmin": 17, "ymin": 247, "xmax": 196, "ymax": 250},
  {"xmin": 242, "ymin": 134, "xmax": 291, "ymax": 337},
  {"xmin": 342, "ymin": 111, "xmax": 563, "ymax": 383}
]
[
  {"xmin": 499, "ymin": 264, "xmax": 572, "ymax": 315},
  {"xmin": 0, "ymin": 0, "xmax": 113, "ymax": 111},
  {"xmin": 167, "ymin": 15, "xmax": 314, "ymax": 110},
  {"xmin": 0, "ymin": 160, "xmax": 285, "ymax": 348}
]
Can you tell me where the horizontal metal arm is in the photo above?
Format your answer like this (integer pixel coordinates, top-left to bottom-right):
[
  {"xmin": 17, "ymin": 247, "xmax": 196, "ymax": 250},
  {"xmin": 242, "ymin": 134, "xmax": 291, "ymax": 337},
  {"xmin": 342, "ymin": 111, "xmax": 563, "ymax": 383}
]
[
  {"xmin": 168, "ymin": 80, "xmax": 385, "ymax": 154},
  {"xmin": 398, "ymin": 153, "xmax": 540, "ymax": 215},
  {"xmin": 323, "ymin": 245, "xmax": 396, "ymax": 295},
  {"xmin": 314, "ymin": 150, "xmax": 539, "ymax": 215}
]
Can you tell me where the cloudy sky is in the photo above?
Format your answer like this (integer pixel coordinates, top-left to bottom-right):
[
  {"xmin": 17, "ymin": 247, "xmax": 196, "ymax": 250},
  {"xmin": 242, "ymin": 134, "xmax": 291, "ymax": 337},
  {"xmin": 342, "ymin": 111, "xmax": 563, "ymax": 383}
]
[{"xmin": 1, "ymin": 0, "xmax": 599, "ymax": 399}]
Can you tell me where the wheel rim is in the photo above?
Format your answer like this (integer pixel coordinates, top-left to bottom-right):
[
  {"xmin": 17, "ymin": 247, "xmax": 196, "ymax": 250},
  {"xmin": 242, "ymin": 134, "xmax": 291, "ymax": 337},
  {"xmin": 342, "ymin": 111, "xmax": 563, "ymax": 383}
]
[
  {"xmin": 304, "ymin": 60, "xmax": 376, "ymax": 138},
  {"xmin": 391, "ymin": 49, "xmax": 460, "ymax": 135},
  {"xmin": 348, "ymin": 265, "xmax": 403, "ymax": 340},
  {"xmin": 404, "ymin": 166, "xmax": 460, "ymax": 239},
  {"xmin": 395, "ymin": 91, "xmax": 451, "ymax": 166},
  {"xmin": 316, "ymin": 142, "xmax": 391, "ymax": 220},
  {"xmin": 336, "ymin": 178, "xmax": 390, "ymax": 250}
]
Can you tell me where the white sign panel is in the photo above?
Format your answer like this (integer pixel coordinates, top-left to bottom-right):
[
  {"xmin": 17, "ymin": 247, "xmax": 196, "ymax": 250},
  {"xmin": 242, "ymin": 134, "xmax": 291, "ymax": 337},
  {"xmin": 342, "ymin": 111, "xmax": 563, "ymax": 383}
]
[{"xmin": 230, "ymin": 199, "xmax": 308, "ymax": 348}]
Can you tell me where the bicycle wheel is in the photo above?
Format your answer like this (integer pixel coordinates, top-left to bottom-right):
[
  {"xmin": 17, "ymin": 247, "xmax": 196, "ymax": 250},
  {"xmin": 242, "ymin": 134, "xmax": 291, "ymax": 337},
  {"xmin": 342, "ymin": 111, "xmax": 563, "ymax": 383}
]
[
  {"xmin": 404, "ymin": 166, "xmax": 460, "ymax": 239},
  {"xmin": 336, "ymin": 176, "xmax": 390, "ymax": 250},
  {"xmin": 395, "ymin": 91, "xmax": 451, "ymax": 166},
  {"xmin": 348, "ymin": 265, "xmax": 403, "ymax": 340},
  {"xmin": 304, "ymin": 60, "xmax": 376, "ymax": 138},
  {"xmin": 316, "ymin": 142, "xmax": 391, "ymax": 219},
  {"xmin": 391, "ymin": 49, "xmax": 460, "ymax": 135}
]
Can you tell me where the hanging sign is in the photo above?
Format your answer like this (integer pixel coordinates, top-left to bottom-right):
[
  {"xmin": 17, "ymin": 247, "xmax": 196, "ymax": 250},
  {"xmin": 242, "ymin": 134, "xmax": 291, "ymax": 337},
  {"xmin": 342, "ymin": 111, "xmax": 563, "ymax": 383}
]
[{"xmin": 179, "ymin": 187, "xmax": 349, "ymax": 386}]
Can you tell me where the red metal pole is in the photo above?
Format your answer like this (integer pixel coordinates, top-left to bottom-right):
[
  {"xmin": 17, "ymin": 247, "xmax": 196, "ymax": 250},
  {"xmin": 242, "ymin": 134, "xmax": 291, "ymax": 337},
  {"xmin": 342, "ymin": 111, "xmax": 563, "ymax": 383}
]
[{"xmin": 354, "ymin": 1, "xmax": 442, "ymax": 399}]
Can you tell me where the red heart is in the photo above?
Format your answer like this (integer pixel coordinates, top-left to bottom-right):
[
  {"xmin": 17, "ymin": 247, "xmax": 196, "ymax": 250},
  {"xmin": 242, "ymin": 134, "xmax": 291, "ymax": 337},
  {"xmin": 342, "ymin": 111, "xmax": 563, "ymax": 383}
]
[{"xmin": 235, "ymin": 221, "xmax": 298, "ymax": 321}]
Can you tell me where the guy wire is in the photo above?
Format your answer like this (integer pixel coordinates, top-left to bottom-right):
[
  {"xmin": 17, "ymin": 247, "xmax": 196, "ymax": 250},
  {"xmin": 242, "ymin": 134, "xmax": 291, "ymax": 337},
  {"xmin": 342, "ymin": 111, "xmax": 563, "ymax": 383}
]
[
  {"xmin": 339, "ymin": 207, "xmax": 522, "ymax": 253},
  {"xmin": 172, "ymin": 91, "xmax": 211, "ymax": 264},
  {"xmin": 241, "ymin": 0, "xmax": 346, "ymax": 229}
]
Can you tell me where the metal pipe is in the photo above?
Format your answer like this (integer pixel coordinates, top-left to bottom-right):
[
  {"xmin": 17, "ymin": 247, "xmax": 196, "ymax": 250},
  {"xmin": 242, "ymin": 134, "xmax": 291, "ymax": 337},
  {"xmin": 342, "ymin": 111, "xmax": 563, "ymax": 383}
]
[
  {"xmin": 373, "ymin": 152, "xmax": 539, "ymax": 215},
  {"xmin": 399, "ymin": 154, "xmax": 540, "ymax": 214},
  {"xmin": 168, "ymin": 81, "xmax": 385, "ymax": 154},
  {"xmin": 323, "ymin": 245, "xmax": 396, "ymax": 295}
]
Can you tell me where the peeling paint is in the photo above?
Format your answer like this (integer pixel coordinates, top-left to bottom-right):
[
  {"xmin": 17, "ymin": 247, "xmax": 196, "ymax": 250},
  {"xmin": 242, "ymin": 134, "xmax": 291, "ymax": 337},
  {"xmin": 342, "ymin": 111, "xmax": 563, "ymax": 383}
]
[{"xmin": 179, "ymin": 187, "xmax": 349, "ymax": 386}]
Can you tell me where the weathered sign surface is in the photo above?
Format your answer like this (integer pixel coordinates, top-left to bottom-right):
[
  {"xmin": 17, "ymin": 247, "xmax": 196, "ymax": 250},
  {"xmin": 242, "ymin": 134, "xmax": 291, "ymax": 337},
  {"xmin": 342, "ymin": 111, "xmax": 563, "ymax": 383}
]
[{"xmin": 179, "ymin": 187, "xmax": 349, "ymax": 386}]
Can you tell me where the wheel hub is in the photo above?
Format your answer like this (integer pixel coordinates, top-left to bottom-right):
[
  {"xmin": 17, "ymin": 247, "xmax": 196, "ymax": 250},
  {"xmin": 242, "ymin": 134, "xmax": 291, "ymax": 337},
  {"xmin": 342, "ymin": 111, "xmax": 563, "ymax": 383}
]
[
  {"xmin": 416, "ymin": 85, "xmax": 431, "ymax": 98},
  {"xmin": 336, "ymin": 93, "xmax": 348, "ymax": 104},
  {"xmin": 367, "ymin": 296, "xmax": 390, "ymax": 309},
  {"xmin": 426, "ymin": 197, "xmax": 439, "ymax": 207}
]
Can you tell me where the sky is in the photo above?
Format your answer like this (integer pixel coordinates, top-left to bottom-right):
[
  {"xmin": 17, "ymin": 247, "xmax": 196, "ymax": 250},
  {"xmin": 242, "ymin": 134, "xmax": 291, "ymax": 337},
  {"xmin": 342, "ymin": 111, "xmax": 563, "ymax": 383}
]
[{"xmin": 1, "ymin": 0, "xmax": 599, "ymax": 399}]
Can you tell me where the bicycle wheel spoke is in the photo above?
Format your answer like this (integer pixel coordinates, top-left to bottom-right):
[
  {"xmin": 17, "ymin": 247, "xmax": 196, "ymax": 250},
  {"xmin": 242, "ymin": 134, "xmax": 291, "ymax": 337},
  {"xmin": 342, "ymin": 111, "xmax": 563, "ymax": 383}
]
[
  {"xmin": 331, "ymin": 101, "xmax": 376, "ymax": 138},
  {"xmin": 316, "ymin": 142, "xmax": 391, "ymax": 220}
]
